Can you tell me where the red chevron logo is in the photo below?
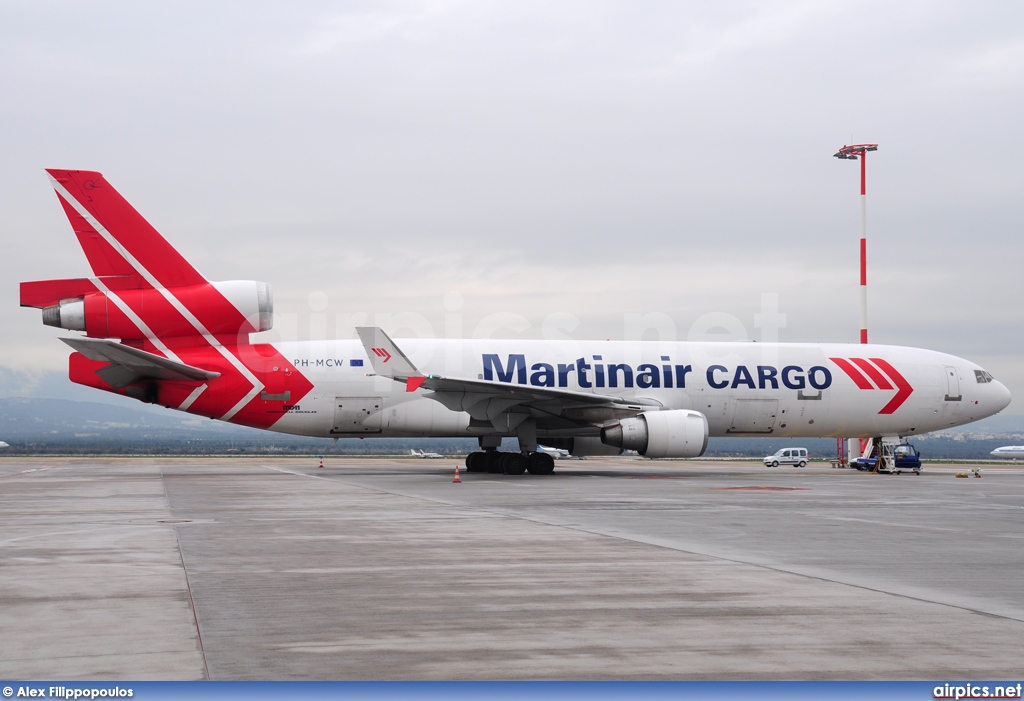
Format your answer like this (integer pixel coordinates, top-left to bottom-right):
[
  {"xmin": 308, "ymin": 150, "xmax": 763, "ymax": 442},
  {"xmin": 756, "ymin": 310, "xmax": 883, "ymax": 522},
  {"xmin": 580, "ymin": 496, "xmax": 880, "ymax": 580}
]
[
  {"xmin": 371, "ymin": 347, "xmax": 392, "ymax": 363},
  {"xmin": 829, "ymin": 357, "xmax": 914, "ymax": 414}
]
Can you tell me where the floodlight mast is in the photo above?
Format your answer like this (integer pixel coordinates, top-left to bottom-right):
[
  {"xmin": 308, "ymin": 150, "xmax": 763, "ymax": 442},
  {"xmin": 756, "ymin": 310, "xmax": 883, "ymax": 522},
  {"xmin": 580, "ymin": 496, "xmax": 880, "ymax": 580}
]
[
  {"xmin": 834, "ymin": 143, "xmax": 878, "ymax": 344},
  {"xmin": 834, "ymin": 143, "xmax": 878, "ymax": 467}
]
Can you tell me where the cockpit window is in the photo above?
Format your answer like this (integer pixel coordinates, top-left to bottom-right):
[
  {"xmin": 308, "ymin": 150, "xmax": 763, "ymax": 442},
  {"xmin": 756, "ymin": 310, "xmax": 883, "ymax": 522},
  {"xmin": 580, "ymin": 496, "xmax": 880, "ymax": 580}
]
[{"xmin": 975, "ymin": 369, "xmax": 994, "ymax": 383}]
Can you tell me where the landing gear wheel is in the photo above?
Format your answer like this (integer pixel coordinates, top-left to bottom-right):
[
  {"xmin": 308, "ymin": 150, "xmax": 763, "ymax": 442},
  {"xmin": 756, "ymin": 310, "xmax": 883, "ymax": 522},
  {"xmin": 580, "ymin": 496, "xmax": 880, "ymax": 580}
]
[
  {"xmin": 465, "ymin": 452, "xmax": 484, "ymax": 473},
  {"xmin": 501, "ymin": 453, "xmax": 527, "ymax": 475},
  {"xmin": 527, "ymin": 452, "xmax": 555, "ymax": 475},
  {"xmin": 485, "ymin": 451, "xmax": 503, "ymax": 473}
]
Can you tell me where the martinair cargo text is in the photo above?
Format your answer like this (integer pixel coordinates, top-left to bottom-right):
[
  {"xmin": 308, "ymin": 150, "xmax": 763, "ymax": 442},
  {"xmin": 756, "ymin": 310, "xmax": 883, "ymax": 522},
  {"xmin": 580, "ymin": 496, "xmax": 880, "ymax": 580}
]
[{"xmin": 20, "ymin": 170, "xmax": 1012, "ymax": 475}]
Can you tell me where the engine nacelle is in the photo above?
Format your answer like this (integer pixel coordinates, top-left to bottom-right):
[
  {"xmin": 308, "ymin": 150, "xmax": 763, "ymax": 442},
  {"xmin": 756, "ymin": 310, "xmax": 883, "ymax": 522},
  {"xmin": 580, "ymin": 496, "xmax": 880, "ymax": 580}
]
[
  {"xmin": 601, "ymin": 409, "xmax": 709, "ymax": 458},
  {"xmin": 42, "ymin": 298, "xmax": 86, "ymax": 331},
  {"xmin": 41, "ymin": 280, "xmax": 273, "ymax": 339}
]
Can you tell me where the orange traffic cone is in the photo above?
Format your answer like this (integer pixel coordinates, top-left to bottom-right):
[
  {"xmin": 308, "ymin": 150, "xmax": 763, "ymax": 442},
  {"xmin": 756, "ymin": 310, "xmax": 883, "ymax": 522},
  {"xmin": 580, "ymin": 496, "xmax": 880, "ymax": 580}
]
[
  {"xmin": 318, "ymin": 456, "xmax": 324, "ymax": 469},
  {"xmin": 453, "ymin": 465, "xmax": 462, "ymax": 483}
]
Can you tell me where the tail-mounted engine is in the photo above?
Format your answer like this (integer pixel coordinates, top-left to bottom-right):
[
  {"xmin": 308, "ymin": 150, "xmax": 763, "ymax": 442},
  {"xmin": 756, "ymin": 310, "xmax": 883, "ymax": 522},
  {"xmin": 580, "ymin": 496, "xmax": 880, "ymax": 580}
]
[
  {"xmin": 23, "ymin": 279, "xmax": 273, "ymax": 340},
  {"xmin": 601, "ymin": 409, "xmax": 709, "ymax": 458}
]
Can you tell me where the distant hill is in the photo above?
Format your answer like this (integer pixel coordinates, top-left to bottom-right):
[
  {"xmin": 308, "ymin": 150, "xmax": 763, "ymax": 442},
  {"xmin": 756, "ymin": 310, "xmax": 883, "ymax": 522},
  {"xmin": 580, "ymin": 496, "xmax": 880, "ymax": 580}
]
[
  {"xmin": 703, "ymin": 435, "xmax": 1024, "ymax": 461},
  {"xmin": 0, "ymin": 397, "xmax": 1019, "ymax": 459},
  {"xmin": 0, "ymin": 397, "xmax": 260, "ymax": 439},
  {"xmin": 0, "ymin": 397, "xmax": 480, "ymax": 455}
]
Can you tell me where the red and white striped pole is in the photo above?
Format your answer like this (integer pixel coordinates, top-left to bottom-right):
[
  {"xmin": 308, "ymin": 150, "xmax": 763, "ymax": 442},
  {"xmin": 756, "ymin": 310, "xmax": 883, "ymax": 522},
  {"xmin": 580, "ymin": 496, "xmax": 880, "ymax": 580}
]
[
  {"xmin": 834, "ymin": 144, "xmax": 878, "ymax": 344},
  {"xmin": 835, "ymin": 143, "xmax": 878, "ymax": 465},
  {"xmin": 859, "ymin": 150, "xmax": 868, "ymax": 344}
]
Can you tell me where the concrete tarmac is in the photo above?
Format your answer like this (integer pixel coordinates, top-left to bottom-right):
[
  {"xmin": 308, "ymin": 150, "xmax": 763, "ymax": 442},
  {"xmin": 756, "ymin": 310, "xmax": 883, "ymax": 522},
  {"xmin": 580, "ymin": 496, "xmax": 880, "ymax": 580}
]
[{"xmin": 2, "ymin": 456, "xmax": 1023, "ymax": 680}]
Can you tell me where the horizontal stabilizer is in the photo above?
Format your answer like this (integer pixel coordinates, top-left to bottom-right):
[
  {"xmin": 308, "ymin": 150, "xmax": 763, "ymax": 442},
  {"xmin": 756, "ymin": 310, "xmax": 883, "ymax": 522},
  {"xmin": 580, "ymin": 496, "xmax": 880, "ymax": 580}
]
[
  {"xmin": 20, "ymin": 276, "xmax": 140, "ymax": 309},
  {"xmin": 61, "ymin": 337, "xmax": 220, "ymax": 389}
]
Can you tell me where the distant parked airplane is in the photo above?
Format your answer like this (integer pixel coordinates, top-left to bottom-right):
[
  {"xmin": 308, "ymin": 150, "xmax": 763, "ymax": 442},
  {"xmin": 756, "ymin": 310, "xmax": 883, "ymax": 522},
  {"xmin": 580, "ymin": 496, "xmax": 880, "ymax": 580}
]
[
  {"xmin": 537, "ymin": 445, "xmax": 569, "ymax": 459},
  {"xmin": 990, "ymin": 446, "xmax": 1024, "ymax": 459},
  {"xmin": 0, "ymin": 441, "xmax": 8, "ymax": 448},
  {"xmin": 411, "ymin": 449, "xmax": 444, "ymax": 458}
]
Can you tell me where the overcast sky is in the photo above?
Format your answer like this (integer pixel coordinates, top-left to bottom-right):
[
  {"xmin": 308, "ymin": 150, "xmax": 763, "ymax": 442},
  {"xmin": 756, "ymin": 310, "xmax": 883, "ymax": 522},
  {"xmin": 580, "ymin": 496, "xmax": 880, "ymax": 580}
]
[{"xmin": 1, "ymin": 1, "xmax": 1022, "ymax": 418}]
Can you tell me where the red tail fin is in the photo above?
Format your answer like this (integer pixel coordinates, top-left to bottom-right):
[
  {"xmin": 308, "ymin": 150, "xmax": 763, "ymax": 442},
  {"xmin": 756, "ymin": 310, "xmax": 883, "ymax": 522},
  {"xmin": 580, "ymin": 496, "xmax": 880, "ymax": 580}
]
[
  {"xmin": 46, "ymin": 169, "xmax": 207, "ymax": 288},
  {"xmin": 24, "ymin": 169, "xmax": 313, "ymax": 428}
]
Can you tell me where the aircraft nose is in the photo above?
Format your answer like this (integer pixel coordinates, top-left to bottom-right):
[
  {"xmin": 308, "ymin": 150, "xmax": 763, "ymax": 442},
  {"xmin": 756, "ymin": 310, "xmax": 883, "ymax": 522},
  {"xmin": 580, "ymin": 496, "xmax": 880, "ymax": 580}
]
[{"xmin": 993, "ymin": 380, "xmax": 1012, "ymax": 413}]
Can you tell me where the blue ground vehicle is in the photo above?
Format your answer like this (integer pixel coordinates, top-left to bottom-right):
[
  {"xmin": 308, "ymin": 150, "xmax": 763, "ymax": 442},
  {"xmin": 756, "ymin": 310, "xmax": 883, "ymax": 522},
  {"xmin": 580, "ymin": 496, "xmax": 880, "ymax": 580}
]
[{"xmin": 851, "ymin": 442, "xmax": 921, "ymax": 474}]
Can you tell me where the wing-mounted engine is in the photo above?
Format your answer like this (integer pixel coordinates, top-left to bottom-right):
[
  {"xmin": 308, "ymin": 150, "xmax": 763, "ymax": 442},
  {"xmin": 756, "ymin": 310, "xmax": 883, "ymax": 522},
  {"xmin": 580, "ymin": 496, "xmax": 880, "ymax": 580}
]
[
  {"xmin": 602, "ymin": 409, "xmax": 709, "ymax": 458},
  {"xmin": 22, "ymin": 279, "xmax": 273, "ymax": 340}
]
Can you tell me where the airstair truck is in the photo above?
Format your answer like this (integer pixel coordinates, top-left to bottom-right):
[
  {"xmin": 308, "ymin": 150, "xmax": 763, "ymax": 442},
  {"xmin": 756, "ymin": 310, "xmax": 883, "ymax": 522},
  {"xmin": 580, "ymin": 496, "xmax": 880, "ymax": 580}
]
[{"xmin": 851, "ymin": 438, "xmax": 922, "ymax": 474}]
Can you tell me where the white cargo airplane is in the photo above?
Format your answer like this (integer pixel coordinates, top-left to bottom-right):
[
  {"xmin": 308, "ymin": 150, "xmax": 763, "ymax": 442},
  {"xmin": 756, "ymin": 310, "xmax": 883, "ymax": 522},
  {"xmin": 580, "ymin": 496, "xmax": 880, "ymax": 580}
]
[
  {"xmin": 990, "ymin": 446, "xmax": 1024, "ymax": 459},
  {"xmin": 19, "ymin": 170, "xmax": 1013, "ymax": 476},
  {"xmin": 410, "ymin": 449, "xmax": 444, "ymax": 458}
]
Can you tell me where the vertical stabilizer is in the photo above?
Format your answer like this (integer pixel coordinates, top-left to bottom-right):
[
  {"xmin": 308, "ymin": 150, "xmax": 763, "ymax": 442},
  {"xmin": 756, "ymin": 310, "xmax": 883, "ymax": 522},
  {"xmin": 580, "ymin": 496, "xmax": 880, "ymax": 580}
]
[{"xmin": 46, "ymin": 169, "xmax": 207, "ymax": 288}]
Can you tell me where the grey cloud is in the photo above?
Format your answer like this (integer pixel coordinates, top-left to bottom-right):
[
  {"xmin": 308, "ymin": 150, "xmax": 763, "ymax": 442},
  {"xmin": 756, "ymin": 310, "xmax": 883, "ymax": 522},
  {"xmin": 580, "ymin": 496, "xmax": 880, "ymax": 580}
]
[{"xmin": 0, "ymin": 1, "xmax": 1021, "ymax": 415}]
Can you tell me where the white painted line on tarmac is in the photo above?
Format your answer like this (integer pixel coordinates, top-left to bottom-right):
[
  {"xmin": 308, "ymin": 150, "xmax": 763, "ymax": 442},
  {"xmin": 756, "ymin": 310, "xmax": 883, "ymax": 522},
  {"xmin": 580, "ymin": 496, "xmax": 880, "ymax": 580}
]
[{"xmin": 0, "ymin": 465, "xmax": 54, "ymax": 479}]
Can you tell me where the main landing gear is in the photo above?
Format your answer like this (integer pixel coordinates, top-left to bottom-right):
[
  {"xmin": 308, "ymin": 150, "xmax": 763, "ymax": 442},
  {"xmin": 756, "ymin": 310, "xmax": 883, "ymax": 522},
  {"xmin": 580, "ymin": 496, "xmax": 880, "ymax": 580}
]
[
  {"xmin": 465, "ymin": 422, "xmax": 556, "ymax": 476},
  {"xmin": 464, "ymin": 450, "xmax": 555, "ymax": 476}
]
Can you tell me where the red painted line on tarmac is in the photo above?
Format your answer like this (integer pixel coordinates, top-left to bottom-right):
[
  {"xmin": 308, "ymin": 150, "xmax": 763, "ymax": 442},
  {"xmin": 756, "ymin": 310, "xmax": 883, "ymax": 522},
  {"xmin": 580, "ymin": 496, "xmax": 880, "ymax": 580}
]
[{"xmin": 712, "ymin": 486, "xmax": 810, "ymax": 491}]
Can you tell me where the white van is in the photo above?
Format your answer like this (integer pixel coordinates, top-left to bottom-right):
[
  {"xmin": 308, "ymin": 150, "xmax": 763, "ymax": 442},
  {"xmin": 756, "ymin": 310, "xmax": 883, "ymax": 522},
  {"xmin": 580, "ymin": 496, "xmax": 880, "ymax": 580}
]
[{"xmin": 763, "ymin": 448, "xmax": 809, "ymax": 467}]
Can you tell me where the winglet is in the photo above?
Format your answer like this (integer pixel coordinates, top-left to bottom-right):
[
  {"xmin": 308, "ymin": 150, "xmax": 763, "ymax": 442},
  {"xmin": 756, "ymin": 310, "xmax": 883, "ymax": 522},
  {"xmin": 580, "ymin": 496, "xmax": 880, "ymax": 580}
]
[{"xmin": 354, "ymin": 327, "xmax": 426, "ymax": 392}]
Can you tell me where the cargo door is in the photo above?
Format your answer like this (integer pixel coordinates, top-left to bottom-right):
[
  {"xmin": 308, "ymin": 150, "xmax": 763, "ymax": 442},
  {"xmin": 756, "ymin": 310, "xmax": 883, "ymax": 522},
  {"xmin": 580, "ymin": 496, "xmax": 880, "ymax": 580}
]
[
  {"xmin": 332, "ymin": 397, "xmax": 384, "ymax": 434},
  {"xmin": 727, "ymin": 399, "xmax": 779, "ymax": 434}
]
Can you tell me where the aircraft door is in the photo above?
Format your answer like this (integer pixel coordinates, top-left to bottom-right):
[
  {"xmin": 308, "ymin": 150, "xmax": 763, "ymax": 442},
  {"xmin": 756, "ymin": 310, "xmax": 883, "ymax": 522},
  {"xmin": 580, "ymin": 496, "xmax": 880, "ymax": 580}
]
[
  {"xmin": 944, "ymin": 366, "xmax": 961, "ymax": 402},
  {"xmin": 332, "ymin": 397, "xmax": 384, "ymax": 434}
]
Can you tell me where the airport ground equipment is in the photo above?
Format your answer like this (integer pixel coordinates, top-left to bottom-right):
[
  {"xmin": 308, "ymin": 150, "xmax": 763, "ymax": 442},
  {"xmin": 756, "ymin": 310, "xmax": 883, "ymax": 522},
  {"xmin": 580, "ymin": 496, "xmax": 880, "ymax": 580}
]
[
  {"xmin": 834, "ymin": 437, "xmax": 848, "ymax": 468},
  {"xmin": 763, "ymin": 447, "xmax": 809, "ymax": 468},
  {"xmin": 851, "ymin": 439, "xmax": 921, "ymax": 474}
]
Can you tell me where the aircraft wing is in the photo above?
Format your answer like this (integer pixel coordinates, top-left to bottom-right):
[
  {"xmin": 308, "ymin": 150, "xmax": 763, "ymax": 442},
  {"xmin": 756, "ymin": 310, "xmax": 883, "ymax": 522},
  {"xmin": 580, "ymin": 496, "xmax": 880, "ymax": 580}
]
[
  {"xmin": 355, "ymin": 327, "xmax": 661, "ymax": 429},
  {"xmin": 61, "ymin": 337, "xmax": 221, "ymax": 389},
  {"xmin": 417, "ymin": 373, "xmax": 659, "ymax": 408}
]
